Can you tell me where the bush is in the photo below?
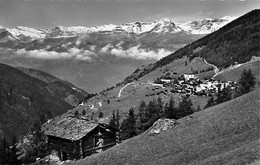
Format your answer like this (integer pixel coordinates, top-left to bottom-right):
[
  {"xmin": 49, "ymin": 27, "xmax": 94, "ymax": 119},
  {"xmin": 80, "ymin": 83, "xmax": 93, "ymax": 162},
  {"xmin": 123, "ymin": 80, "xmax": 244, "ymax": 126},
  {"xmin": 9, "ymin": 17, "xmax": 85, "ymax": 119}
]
[
  {"xmin": 120, "ymin": 108, "xmax": 136, "ymax": 140},
  {"xmin": 98, "ymin": 112, "xmax": 104, "ymax": 118},
  {"xmin": 74, "ymin": 110, "xmax": 79, "ymax": 117},
  {"xmin": 82, "ymin": 109, "xmax": 86, "ymax": 116},
  {"xmin": 237, "ymin": 69, "xmax": 256, "ymax": 96}
]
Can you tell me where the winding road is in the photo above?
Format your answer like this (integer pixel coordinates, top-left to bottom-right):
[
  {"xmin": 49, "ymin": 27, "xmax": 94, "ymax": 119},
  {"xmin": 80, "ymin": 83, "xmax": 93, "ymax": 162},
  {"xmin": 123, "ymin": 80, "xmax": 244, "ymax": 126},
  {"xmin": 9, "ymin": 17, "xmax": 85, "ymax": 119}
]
[{"xmin": 118, "ymin": 83, "xmax": 133, "ymax": 98}]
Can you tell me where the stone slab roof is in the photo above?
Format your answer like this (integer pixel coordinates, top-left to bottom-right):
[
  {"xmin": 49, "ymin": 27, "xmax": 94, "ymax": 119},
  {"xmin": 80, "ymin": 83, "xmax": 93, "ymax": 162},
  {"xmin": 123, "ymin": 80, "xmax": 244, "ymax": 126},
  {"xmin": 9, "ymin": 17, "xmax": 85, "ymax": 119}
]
[{"xmin": 45, "ymin": 117, "xmax": 98, "ymax": 141}]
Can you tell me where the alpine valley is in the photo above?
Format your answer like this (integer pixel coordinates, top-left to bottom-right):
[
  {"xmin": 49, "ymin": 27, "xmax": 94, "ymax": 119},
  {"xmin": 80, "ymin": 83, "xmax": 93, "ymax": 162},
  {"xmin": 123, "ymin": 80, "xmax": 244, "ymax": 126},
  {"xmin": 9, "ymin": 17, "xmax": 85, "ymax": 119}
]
[
  {"xmin": 47, "ymin": 9, "xmax": 259, "ymax": 125},
  {"xmin": 0, "ymin": 16, "xmax": 235, "ymax": 92},
  {"xmin": 0, "ymin": 5, "xmax": 259, "ymax": 165},
  {"xmin": 62, "ymin": 9, "xmax": 259, "ymax": 165}
]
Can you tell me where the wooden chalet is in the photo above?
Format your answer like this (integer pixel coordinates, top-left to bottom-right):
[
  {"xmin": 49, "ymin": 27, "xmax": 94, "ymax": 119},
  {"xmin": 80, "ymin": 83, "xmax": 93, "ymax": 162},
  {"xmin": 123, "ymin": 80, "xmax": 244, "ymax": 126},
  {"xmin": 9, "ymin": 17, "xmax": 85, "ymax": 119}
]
[{"xmin": 45, "ymin": 117, "xmax": 118, "ymax": 161}]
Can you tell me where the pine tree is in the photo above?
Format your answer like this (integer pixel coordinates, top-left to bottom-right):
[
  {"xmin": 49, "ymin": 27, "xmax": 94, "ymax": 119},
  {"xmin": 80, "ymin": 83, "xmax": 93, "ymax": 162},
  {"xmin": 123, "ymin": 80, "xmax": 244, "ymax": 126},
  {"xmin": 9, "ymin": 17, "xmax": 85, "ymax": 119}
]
[
  {"xmin": 156, "ymin": 97, "xmax": 164, "ymax": 118},
  {"xmin": 82, "ymin": 109, "xmax": 86, "ymax": 116},
  {"xmin": 216, "ymin": 86, "xmax": 232, "ymax": 104},
  {"xmin": 164, "ymin": 97, "xmax": 176, "ymax": 119},
  {"xmin": 91, "ymin": 112, "xmax": 94, "ymax": 120},
  {"xmin": 138, "ymin": 100, "xmax": 147, "ymax": 133},
  {"xmin": 0, "ymin": 81, "xmax": 4, "ymax": 110},
  {"xmin": 10, "ymin": 136, "xmax": 18, "ymax": 165},
  {"xmin": 146, "ymin": 99, "xmax": 158, "ymax": 129},
  {"xmin": 116, "ymin": 110, "xmax": 120, "ymax": 129},
  {"xmin": 30, "ymin": 122, "xmax": 49, "ymax": 158},
  {"xmin": 204, "ymin": 95, "xmax": 215, "ymax": 109},
  {"xmin": 237, "ymin": 69, "xmax": 256, "ymax": 96},
  {"xmin": 196, "ymin": 105, "xmax": 202, "ymax": 112},
  {"xmin": 98, "ymin": 112, "xmax": 104, "ymax": 118},
  {"xmin": 178, "ymin": 97, "xmax": 194, "ymax": 119},
  {"xmin": 74, "ymin": 110, "xmax": 79, "ymax": 117},
  {"xmin": 109, "ymin": 110, "xmax": 117, "ymax": 129},
  {"xmin": 120, "ymin": 108, "xmax": 137, "ymax": 140},
  {"xmin": 0, "ymin": 137, "xmax": 9, "ymax": 165},
  {"xmin": 112, "ymin": 110, "xmax": 116, "ymax": 120}
]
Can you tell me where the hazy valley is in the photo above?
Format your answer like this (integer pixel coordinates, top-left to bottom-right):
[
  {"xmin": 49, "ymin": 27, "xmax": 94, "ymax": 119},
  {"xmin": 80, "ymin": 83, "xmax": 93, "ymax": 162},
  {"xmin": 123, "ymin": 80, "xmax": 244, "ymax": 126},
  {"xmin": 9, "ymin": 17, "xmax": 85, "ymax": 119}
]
[{"xmin": 0, "ymin": 17, "xmax": 234, "ymax": 92}]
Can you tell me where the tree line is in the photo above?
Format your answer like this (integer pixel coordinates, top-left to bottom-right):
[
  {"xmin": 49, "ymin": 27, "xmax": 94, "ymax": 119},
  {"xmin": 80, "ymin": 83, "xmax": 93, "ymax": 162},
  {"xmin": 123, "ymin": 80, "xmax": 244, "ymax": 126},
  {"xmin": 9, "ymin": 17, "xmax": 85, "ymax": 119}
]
[
  {"xmin": 114, "ymin": 96, "xmax": 194, "ymax": 141},
  {"xmin": 0, "ymin": 122, "xmax": 49, "ymax": 164},
  {"xmin": 0, "ymin": 136, "xmax": 18, "ymax": 165}
]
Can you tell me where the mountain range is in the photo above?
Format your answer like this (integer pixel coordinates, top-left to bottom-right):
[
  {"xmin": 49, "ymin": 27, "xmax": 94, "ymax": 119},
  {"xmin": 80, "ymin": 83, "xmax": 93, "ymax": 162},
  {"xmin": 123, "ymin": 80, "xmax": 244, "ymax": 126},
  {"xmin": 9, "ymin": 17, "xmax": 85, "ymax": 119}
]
[
  {"xmin": 0, "ymin": 16, "xmax": 235, "ymax": 40},
  {"xmin": 0, "ymin": 16, "xmax": 235, "ymax": 92}
]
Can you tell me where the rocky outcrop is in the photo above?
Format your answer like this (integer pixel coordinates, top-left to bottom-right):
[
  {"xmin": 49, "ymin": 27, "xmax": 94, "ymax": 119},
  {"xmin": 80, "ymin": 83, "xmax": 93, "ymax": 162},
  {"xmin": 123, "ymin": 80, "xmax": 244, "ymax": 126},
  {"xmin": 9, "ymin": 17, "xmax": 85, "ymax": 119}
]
[{"xmin": 148, "ymin": 118, "xmax": 176, "ymax": 134}]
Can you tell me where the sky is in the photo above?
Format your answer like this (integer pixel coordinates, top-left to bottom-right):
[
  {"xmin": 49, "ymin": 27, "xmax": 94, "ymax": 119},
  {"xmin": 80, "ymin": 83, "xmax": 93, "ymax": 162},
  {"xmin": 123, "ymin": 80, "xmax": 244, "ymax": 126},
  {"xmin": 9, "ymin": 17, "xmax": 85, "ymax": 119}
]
[{"xmin": 0, "ymin": 0, "xmax": 259, "ymax": 28}]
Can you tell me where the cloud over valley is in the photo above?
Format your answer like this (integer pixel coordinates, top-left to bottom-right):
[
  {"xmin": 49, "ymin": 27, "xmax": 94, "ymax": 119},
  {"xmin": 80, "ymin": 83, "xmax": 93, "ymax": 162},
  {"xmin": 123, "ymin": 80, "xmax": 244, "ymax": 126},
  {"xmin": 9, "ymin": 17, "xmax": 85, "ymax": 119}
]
[
  {"xmin": 13, "ymin": 42, "xmax": 172, "ymax": 62},
  {"xmin": 15, "ymin": 47, "xmax": 96, "ymax": 61}
]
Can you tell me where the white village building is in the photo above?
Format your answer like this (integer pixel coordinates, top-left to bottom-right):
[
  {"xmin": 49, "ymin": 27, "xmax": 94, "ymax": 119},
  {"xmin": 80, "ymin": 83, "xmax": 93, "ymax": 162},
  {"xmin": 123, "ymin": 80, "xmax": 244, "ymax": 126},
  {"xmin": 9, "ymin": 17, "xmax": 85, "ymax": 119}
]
[
  {"xmin": 160, "ymin": 79, "xmax": 171, "ymax": 83},
  {"xmin": 183, "ymin": 74, "xmax": 196, "ymax": 81}
]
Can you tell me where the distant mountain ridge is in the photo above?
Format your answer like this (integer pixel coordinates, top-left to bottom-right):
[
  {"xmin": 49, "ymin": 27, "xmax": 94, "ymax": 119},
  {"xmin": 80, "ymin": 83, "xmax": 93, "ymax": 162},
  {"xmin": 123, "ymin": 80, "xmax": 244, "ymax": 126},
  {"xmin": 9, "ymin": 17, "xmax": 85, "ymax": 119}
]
[
  {"xmin": 0, "ymin": 16, "xmax": 233, "ymax": 60},
  {"xmin": 0, "ymin": 17, "xmax": 233, "ymax": 40}
]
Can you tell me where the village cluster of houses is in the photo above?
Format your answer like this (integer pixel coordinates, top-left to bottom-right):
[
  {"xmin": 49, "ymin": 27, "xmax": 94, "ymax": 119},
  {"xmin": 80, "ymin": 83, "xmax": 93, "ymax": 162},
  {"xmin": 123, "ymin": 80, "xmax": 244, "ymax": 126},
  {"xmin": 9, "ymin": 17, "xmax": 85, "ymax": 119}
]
[{"xmin": 157, "ymin": 74, "xmax": 236, "ymax": 97}]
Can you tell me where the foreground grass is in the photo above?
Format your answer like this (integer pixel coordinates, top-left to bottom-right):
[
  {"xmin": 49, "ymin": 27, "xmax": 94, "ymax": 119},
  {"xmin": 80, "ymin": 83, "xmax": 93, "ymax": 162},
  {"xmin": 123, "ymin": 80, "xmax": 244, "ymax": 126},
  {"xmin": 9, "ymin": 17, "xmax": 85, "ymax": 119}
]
[{"xmin": 68, "ymin": 88, "xmax": 260, "ymax": 165}]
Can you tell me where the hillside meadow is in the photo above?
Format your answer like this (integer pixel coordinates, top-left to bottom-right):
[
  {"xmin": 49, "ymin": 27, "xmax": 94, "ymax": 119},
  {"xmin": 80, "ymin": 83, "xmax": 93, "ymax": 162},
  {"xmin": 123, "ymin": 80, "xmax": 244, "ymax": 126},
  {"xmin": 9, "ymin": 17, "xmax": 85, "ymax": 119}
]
[{"xmin": 67, "ymin": 88, "xmax": 260, "ymax": 165}]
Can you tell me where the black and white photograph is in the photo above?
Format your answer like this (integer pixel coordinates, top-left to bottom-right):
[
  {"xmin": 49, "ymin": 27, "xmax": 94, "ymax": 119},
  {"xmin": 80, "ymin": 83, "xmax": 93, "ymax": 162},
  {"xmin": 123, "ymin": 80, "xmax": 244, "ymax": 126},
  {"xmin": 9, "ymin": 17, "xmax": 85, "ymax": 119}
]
[{"xmin": 0, "ymin": 0, "xmax": 259, "ymax": 164}]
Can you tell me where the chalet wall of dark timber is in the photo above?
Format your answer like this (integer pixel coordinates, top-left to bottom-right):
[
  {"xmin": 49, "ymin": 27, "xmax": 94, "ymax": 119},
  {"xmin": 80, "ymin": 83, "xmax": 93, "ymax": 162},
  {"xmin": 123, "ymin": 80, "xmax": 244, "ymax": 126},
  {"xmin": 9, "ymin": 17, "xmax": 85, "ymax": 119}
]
[{"xmin": 45, "ymin": 117, "xmax": 119, "ymax": 161}]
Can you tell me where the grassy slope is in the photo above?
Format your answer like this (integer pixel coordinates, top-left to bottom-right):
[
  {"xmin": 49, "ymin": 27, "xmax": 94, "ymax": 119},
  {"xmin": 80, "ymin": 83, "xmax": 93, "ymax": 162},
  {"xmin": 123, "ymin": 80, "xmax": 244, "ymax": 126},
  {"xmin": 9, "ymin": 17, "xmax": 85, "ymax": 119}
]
[
  {"xmin": 69, "ymin": 88, "xmax": 260, "ymax": 165},
  {"xmin": 46, "ymin": 56, "xmax": 213, "ymax": 125},
  {"xmin": 138, "ymin": 56, "xmax": 214, "ymax": 82},
  {"xmin": 215, "ymin": 60, "xmax": 260, "ymax": 83}
]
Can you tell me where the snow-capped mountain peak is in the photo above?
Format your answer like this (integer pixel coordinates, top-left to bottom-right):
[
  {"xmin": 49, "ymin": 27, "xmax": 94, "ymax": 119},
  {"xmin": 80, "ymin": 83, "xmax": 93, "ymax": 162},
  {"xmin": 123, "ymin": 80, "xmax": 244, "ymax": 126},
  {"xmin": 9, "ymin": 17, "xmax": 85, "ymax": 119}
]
[
  {"xmin": 152, "ymin": 18, "xmax": 182, "ymax": 33},
  {"xmin": 178, "ymin": 16, "xmax": 234, "ymax": 34},
  {"xmin": 157, "ymin": 18, "xmax": 172, "ymax": 23},
  {"xmin": 6, "ymin": 26, "xmax": 47, "ymax": 40},
  {"xmin": 221, "ymin": 16, "xmax": 237, "ymax": 21},
  {"xmin": 0, "ymin": 16, "xmax": 236, "ymax": 40},
  {"xmin": 91, "ymin": 24, "xmax": 118, "ymax": 32},
  {"xmin": 127, "ymin": 21, "xmax": 155, "ymax": 34},
  {"xmin": 46, "ymin": 26, "xmax": 91, "ymax": 38}
]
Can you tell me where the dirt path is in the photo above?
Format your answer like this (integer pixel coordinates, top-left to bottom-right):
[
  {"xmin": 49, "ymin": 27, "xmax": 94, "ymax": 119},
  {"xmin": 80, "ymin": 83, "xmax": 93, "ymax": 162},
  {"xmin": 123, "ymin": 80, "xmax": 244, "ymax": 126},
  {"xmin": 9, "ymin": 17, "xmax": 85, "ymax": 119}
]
[
  {"xmin": 202, "ymin": 59, "xmax": 219, "ymax": 76},
  {"xmin": 118, "ymin": 83, "xmax": 133, "ymax": 97}
]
